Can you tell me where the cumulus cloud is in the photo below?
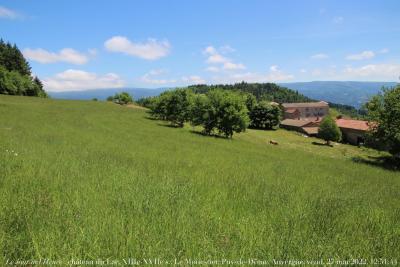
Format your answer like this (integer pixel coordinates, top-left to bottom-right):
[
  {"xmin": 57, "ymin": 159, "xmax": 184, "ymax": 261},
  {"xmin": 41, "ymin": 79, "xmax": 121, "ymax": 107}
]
[
  {"xmin": 203, "ymin": 45, "xmax": 246, "ymax": 71},
  {"xmin": 223, "ymin": 62, "xmax": 246, "ymax": 70},
  {"xmin": 311, "ymin": 53, "xmax": 329, "ymax": 60},
  {"xmin": 104, "ymin": 36, "xmax": 170, "ymax": 60},
  {"xmin": 0, "ymin": 6, "xmax": 21, "ymax": 19},
  {"xmin": 343, "ymin": 64, "xmax": 400, "ymax": 79},
  {"xmin": 43, "ymin": 69, "xmax": 125, "ymax": 92},
  {"xmin": 23, "ymin": 48, "xmax": 91, "ymax": 64},
  {"xmin": 140, "ymin": 69, "xmax": 177, "ymax": 85},
  {"xmin": 346, "ymin": 50, "xmax": 375, "ymax": 60},
  {"xmin": 206, "ymin": 53, "xmax": 229, "ymax": 64}
]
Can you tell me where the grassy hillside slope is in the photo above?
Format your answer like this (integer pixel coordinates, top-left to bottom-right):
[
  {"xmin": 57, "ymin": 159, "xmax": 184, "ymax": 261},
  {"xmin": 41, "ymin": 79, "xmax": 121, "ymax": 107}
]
[{"xmin": 0, "ymin": 95, "xmax": 399, "ymax": 263}]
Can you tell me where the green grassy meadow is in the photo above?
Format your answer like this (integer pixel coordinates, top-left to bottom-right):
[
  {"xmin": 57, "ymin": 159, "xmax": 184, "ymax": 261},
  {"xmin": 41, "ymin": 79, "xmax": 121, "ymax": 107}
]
[{"xmin": 0, "ymin": 95, "xmax": 399, "ymax": 264}]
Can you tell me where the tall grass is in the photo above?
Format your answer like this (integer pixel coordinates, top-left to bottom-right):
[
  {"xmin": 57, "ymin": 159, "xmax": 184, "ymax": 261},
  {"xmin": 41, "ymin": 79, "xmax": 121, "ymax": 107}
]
[{"xmin": 0, "ymin": 95, "xmax": 399, "ymax": 263}]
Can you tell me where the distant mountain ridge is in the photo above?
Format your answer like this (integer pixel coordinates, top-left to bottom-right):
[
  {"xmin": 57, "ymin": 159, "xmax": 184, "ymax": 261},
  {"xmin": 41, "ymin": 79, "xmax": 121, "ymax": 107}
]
[
  {"xmin": 48, "ymin": 88, "xmax": 169, "ymax": 101},
  {"xmin": 280, "ymin": 81, "xmax": 397, "ymax": 108}
]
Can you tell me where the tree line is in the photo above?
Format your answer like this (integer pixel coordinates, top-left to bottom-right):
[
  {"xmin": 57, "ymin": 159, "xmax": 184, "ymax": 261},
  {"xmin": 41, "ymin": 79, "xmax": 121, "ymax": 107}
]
[
  {"xmin": 189, "ymin": 82, "xmax": 363, "ymax": 118},
  {"xmin": 142, "ymin": 88, "xmax": 281, "ymax": 138},
  {"xmin": 0, "ymin": 39, "xmax": 47, "ymax": 97}
]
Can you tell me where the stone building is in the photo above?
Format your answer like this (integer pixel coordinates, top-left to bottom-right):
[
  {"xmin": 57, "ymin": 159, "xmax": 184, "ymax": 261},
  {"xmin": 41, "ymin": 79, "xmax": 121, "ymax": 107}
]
[{"xmin": 282, "ymin": 101, "xmax": 329, "ymax": 120}]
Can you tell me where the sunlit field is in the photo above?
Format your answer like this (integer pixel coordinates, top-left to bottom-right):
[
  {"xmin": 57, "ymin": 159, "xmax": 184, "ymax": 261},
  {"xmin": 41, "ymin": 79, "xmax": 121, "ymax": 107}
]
[{"xmin": 0, "ymin": 95, "xmax": 399, "ymax": 263}]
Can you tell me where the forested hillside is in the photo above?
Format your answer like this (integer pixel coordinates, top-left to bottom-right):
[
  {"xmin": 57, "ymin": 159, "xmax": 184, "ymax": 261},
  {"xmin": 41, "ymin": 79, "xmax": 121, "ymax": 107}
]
[
  {"xmin": 189, "ymin": 82, "xmax": 311, "ymax": 103},
  {"xmin": 0, "ymin": 39, "xmax": 47, "ymax": 97}
]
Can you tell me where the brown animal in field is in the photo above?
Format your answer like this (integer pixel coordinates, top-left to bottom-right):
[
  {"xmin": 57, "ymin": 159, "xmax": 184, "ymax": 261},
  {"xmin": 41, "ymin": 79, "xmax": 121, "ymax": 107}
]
[{"xmin": 269, "ymin": 140, "xmax": 279, "ymax": 145}]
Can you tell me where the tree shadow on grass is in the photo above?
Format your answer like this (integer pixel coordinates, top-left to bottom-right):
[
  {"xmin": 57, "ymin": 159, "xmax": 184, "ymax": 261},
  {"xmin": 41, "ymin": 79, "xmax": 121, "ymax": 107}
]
[
  {"xmin": 312, "ymin": 141, "xmax": 332, "ymax": 147},
  {"xmin": 352, "ymin": 155, "xmax": 400, "ymax": 171},
  {"xmin": 157, "ymin": 123, "xmax": 182, "ymax": 128},
  {"xmin": 189, "ymin": 130, "xmax": 229, "ymax": 139}
]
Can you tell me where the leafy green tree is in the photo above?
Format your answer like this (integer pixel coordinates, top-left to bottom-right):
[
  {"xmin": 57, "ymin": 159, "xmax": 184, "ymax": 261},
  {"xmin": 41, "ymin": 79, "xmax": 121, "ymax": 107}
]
[
  {"xmin": 193, "ymin": 89, "xmax": 249, "ymax": 138},
  {"xmin": 189, "ymin": 93, "xmax": 212, "ymax": 131},
  {"xmin": 0, "ymin": 40, "xmax": 47, "ymax": 97},
  {"xmin": 318, "ymin": 116, "xmax": 342, "ymax": 145},
  {"xmin": 149, "ymin": 94, "xmax": 168, "ymax": 120},
  {"xmin": 365, "ymin": 85, "xmax": 400, "ymax": 157},
  {"xmin": 152, "ymin": 89, "xmax": 193, "ymax": 127},
  {"xmin": 245, "ymin": 93, "xmax": 257, "ymax": 112},
  {"xmin": 109, "ymin": 92, "xmax": 133, "ymax": 105},
  {"xmin": 249, "ymin": 101, "xmax": 281, "ymax": 129}
]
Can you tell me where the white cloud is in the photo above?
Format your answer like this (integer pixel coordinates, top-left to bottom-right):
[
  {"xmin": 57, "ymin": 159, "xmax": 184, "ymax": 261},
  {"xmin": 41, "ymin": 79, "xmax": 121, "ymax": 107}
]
[
  {"xmin": 332, "ymin": 16, "xmax": 344, "ymax": 24},
  {"xmin": 270, "ymin": 65, "xmax": 278, "ymax": 72},
  {"xmin": 43, "ymin": 69, "xmax": 125, "ymax": 92},
  {"xmin": 343, "ymin": 64, "xmax": 400, "ymax": 79},
  {"xmin": 23, "ymin": 48, "xmax": 90, "ymax": 65},
  {"xmin": 223, "ymin": 62, "xmax": 246, "ymax": 70},
  {"xmin": 207, "ymin": 53, "xmax": 229, "ymax": 64},
  {"xmin": 311, "ymin": 53, "xmax": 329, "ymax": 60},
  {"xmin": 104, "ymin": 36, "xmax": 170, "ymax": 60},
  {"xmin": 346, "ymin": 50, "xmax": 375, "ymax": 60},
  {"xmin": 181, "ymin": 75, "xmax": 206, "ymax": 84},
  {"xmin": 300, "ymin": 69, "xmax": 307, "ymax": 73},
  {"xmin": 203, "ymin": 46, "xmax": 217, "ymax": 55},
  {"xmin": 203, "ymin": 45, "xmax": 245, "ymax": 71},
  {"xmin": 0, "ymin": 6, "xmax": 20, "ymax": 19},
  {"xmin": 140, "ymin": 69, "xmax": 177, "ymax": 85}
]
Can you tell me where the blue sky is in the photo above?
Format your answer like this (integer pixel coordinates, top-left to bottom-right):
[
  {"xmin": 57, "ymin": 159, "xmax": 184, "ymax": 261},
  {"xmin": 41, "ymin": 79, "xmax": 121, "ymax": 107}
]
[{"xmin": 1, "ymin": 0, "xmax": 399, "ymax": 91}]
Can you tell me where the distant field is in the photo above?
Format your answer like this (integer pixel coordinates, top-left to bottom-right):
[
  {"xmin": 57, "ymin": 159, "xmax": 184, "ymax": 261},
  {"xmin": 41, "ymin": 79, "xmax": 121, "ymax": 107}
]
[{"xmin": 0, "ymin": 95, "xmax": 399, "ymax": 264}]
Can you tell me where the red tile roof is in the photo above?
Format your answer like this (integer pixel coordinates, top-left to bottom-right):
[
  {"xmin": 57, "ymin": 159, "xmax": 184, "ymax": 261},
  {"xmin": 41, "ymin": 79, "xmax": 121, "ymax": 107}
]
[
  {"xmin": 335, "ymin": 119, "xmax": 370, "ymax": 131},
  {"xmin": 302, "ymin": 127, "xmax": 319, "ymax": 135},
  {"xmin": 285, "ymin": 108, "xmax": 299, "ymax": 114},
  {"xmin": 281, "ymin": 119, "xmax": 314, "ymax": 127},
  {"xmin": 282, "ymin": 101, "xmax": 329, "ymax": 108}
]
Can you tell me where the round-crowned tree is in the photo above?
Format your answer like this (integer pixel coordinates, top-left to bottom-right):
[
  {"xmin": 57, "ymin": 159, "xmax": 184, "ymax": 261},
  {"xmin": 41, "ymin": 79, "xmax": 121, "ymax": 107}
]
[
  {"xmin": 249, "ymin": 101, "xmax": 281, "ymax": 130},
  {"xmin": 318, "ymin": 116, "xmax": 342, "ymax": 145}
]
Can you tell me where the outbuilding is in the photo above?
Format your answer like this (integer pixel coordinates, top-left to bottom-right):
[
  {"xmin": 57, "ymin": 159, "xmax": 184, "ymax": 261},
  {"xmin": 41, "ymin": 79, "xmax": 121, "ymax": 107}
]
[{"xmin": 335, "ymin": 119, "xmax": 370, "ymax": 145}]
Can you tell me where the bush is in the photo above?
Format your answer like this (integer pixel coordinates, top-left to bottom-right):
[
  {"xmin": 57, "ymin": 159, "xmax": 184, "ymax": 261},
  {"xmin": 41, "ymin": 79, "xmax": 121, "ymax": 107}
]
[
  {"xmin": 318, "ymin": 116, "xmax": 342, "ymax": 145},
  {"xmin": 249, "ymin": 101, "xmax": 281, "ymax": 129}
]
